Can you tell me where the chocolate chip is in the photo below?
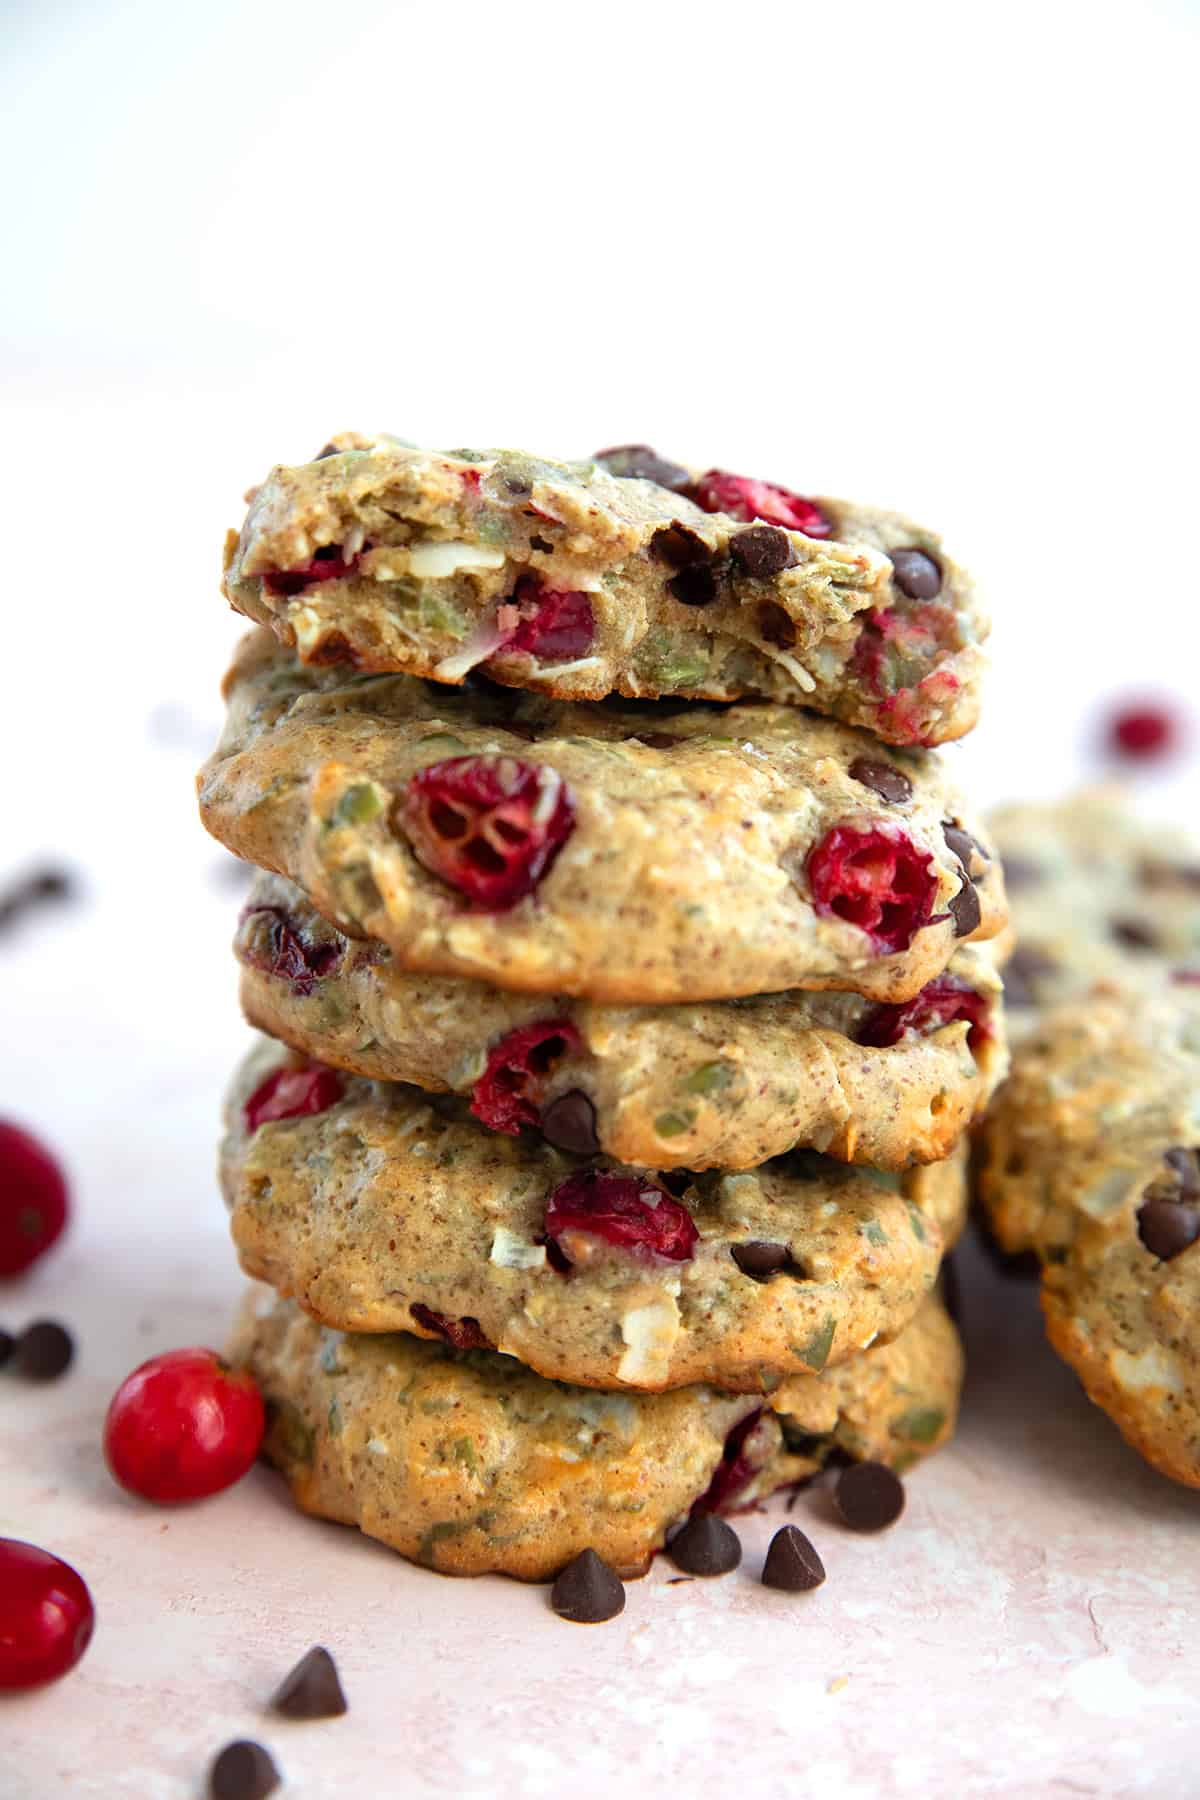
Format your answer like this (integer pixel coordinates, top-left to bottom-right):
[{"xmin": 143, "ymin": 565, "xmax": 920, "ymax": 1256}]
[
  {"xmin": 541, "ymin": 1090, "xmax": 600, "ymax": 1156},
  {"xmin": 1000, "ymin": 855, "xmax": 1042, "ymax": 890},
  {"xmin": 889, "ymin": 548, "xmax": 942, "ymax": 600},
  {"xmin": 1001, "ymin": 945, "xmax": 1059, "ymax": 1007},
  {"xmin": 1111, "ymin": 918, "xmax": 1159, "ymax": 950},
  {"xmin": 943, "ymin": 822, "xmax": 983, "ymax": 871},
  {"xmin": 314, "ymin": 443, "xmax": 339, "ymax": 460},
  {"xmin": 0, "ymin": 866, "xmax": 77, "ymax": 936},
  {"xmin": 666, "ymin": 1511, "xmax": 742, "ymax": 1576},
  {"xmin": 270, "ymin": 1644, "xmax": 348, "ymax": 1719},
  {"xmin": 594, "ymin": 445, "xmax": 691, "ymax": 492},
  {"xmin": 649, "ymin": 523, "xmax": 712, "ymax": 569},
  {"xmin": 757, "ymin": 600, "xmax": 797, "ymax": 649},
  {"xmin": 210, "ymin": 1740, "xmax": 281, "ymax": 1800},
  {"xmin": 729, "ymin": 525, "xmax": 796, "ymax": 577},
  {"xmin": 1163, "ymin": 1147, "xmax": 1200, "ymax": 1198},
  {"xmin": 634, "ymin": 732, "xmax": 683, "ymax": 750},
  {"xmin": 11, "ymin": 1320, "xmax": 74, "ymax": 1381},
  {"xmin": 1137, "ymin": 1198, "xmax": 1200, "ymax": 1261},
  {"xmin": 731, "ymin": 1241, "xmax": 790, "ymax": 1279},
  {"xmin": 668, "ymin": 565, "xmax": 719, "ymax": 607},
  {"xmin": 949, "ymin": 879, "xmax": 981, "ymax": 937},
  {"xmin": 0, "ymin": 1328, "xmax": 13, "ymax": 1367},
  {"xmin": 761, "ymin": 1524, "xmax": 826, "ymax": 1592},
  {"xmin": 550, "ymin": 1549, "xmax": 626, "ymax": 1623},
  {"xmin": 834, "ymin": 1461, "xmax": 905, "ymax": 1532},
  {"xmin": 848, "ymin": 757, "xmax": 913, "ymax": 804}
]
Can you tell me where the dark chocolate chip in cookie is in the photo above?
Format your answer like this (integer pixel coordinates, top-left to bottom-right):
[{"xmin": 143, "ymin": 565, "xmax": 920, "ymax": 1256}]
[
  {"xmin": 729, "ymin": 525, "xmax": 796, "ymax": 577},
  {"xmin": 668, "ymin": 565, "xmax": 719, "ymax": 607},
  {"xmin": 731, "ymin": 1241, "xmax": 790, "ymax": 1279},
  {"xmin": 889, "ymin": 548, "xmax": 942, "ymax": 600},
  {"xmin": 550, "ymin": 1549, "xmax": 626, "ymax": 1623},
  {"xmin": 1111, "ymin": 917, "xmax": 1160, "ymax": 950},
  {"xmin": 650, "ymin": 523, "xmax": 713, "ymax": 569},
  {"xmin": 943, "ymin": 822, "xmax": 984, "ymax": 871},
  {"xmin": 1162, "ymin": 1147, "xmax": 1200, "ymax": 1198},
  {"xmin": 11, "ymin": 1320, "xmax": 74, "ymax": 1381},
  {"xmin": 209, "ymin": 1740, "xmax": 282, "ymax": 1800},
  {"xmin": 634, "ymin": 732, "xmax": 683, "ymax": 750},
  {"xmin": 314, "ymin": 443, "xmax": 339, "ymax": 460},
  {"xmin": 270, "ymin": 1645, "xmax": 348, "ymax": 1719},
  {"xmin": 848, "ymin": 758, "xmax": 913, "ymax": 805},
  {"xmin": 667, "ymin": 1511, "xmax": 742, "ymax": 1576},
  {"xmin": 541, "ymin": 1090, "xmax": 601, "ymax": 1156},
  {"xmin": 1136, "ymin": 1198, "xmax": 1200, "ymax": 1262},
  {"xmin": 761, "ymin": 1524, "xmax": 826, "ymax": 1592},
  {"xmin": 594, "ymin": 444, "xmax": 691, "ymax": 492},
  {"xmin": 833, "ymin": 1462, "xmax": 905, "ymax": 1532},
  {"xmin": 757, "ymin": 601, "xmax": 797, "ymax": 649},
  {"xmin": 949, "ymin": 879, "xmax": 981, "ymax": 937},
  {"xmin": 1002, "ymin": 945, "xmax": 1059, "ymax": 1007}
]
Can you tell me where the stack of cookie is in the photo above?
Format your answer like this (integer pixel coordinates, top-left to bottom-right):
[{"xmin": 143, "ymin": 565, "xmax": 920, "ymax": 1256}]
[
  {"xmin": 197, "ymin": 438, "xmax": 1009, "ymax": 1583},
  {"xmin": 979, "ymin": 793, "xmax": 1200, "ymax": 1488}
]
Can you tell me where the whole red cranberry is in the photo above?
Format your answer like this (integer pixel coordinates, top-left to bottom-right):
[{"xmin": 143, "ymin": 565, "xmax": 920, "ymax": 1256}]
[
  {"xmin": 807, "ymin": 824, "xmax": 940, "ymax": 954},
  {"xmin": 505, "ymin": 580, "xmax": 595, "ymax": 662},
  {"xmin": 243, "ymin": 1063, "xmax": 344, "ymax": 1134},
  {"xmin": 0, "ymin": 1539, "xmax": 95, "ymax": 1689},
  {"xmin": 0, "ymin": 1120, "xmax": 69, "ymax": 1276},
  {"xmin": 545, "ymin": 1170, "xmax": 698, "ymax": 1266},
  {"xmin": 1107, "ymin": 703, "xmax": 1178, "ymax": 760},
  {"xmin": 471, "ymin": 1019, "xmax": 583, "ymax": 1134},
  {"xmin": 857, "ymin": 976, "xmax": 991, "ymax": 1052},
  {"xmin": 686, "ymin": 469, "xmax": 831, "ymax": 538},
  {"xmin": 103, "ymin": 1349, "xmax": 265, "ymax": 1505},
  {"xmin": 401, "ymin": 755, "xmax": 575, "ymax": 910}
]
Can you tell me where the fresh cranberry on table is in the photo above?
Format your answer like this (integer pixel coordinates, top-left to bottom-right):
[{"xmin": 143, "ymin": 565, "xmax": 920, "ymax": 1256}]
[
  {"xmin": 807, "ymin": 824, "xmax": 940, "ymax": 954},
  {"xmin": 685, "ymin": 469, "xmax": 832, "ymax": 538},
  {"xmin": 544, "ymin": 1170, "xmax": 698, "ymax": 1266},
  {"xmin": 103, "ymin": 1349, "xmax": 265, "ymax": 1505},
  {"xmin": 0, "ymin": 1539, "xmax": 94, "ymax": 1689},
  {"xmin": 1106, "ymin": 703, "xmax": 1179, "ymax": 760},
  {"xmin": 0, "ymin": 1121, "xmax": 69, "ymax": 1276},
  {"xmin": 401, "ymin": 755, "xmax": 575, "ymax": 910}
]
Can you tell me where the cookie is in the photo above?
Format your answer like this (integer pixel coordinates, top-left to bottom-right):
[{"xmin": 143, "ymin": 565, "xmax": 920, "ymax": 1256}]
[
  {"xmin": 199, "ymin": 629, "xmax": 1006, "ymax": 1005},
  {"xmin": 978, "ymin": 984, "xmax": 1200, "ymax": 1487},
  {"xmin": 222, "ymin": 1037, "xmax": 967, "ymax": 1393},
  {"xmin": 990, "ymin": 791, "xmax": 1200, "ymax": 1025},
  {"xmin": 231, "ymin": 1287, "xmax": 963, "ymax": 1579},
  {"xmin": 235, "ymin": 871, "xmax": 1007, "ymax": 1172},
  {"xmin": 222, "ymin": 436, "xmax": 986, "ymax": 747}
]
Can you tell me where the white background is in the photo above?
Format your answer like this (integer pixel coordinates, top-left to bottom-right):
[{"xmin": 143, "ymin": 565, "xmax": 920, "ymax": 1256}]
[{"xmin": 2, "ymin": 3, "xmax": 1199, "ymax": 1795}]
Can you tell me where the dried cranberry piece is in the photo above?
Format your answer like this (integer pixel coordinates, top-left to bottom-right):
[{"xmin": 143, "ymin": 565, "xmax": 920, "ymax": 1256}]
[
  {"xmin": 238, "ymin": 905, "xmax": 342, "ymax": 996},
  {"xmin": 262, "ymin": 545, "xmax": 365, "ymax": 598},
  {"xmin": 504, "ymin": 578, "xmax": 595, "ymax": 662},
  {"xmin": 544, "ymin": 1171, "xmax": 698, "ymax": 1266},
  {"xmin": 470, "ymin": 1019, "xmax": 583, "ymax": 1135},
  {"xmin": 243, "ymin": 1064, "xmax": 344, "ymax": 1133},
  {"xmin": 857, "ymin": 976, "xmax": 991, "ymax": 1053},
  {"xmin": 686, "ymin": 469, "xmax": 832, "ymax": 539},
  {"xmin": 409, "ymin": 1305, "xmax": 494, "ymax": 1351},
  {"xmin": 400, "ymin": 755, "xmax": 575, "ymax": 911},
  {"xmin": 806, "ymin": 825, "xmax": 940, "ymax": 954},
  {"xmin": 693, "ymin": 1410, "xmax": 765, "ymax": 1515}
]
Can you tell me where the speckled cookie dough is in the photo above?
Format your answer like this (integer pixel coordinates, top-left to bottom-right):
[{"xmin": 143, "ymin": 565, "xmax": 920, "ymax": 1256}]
[
  {"xmin": 990, "ymin": 791, "xmax": 1200, "ymax": 1029},
  {"xmin": 222, "ymin": 1037, "xmax": 967, "ymax": 1393},
  {"xmin": 978, "ymin": 981, "xmax": 1200, "ymax": 1487},
  {"xmin": 230, "ymin": 1286, "xmax": 963, "ymax": 1580},
  {"xmin": 234, "ymin": 871, "xmax": 1007, "ymax": 1172},
  {"xmin": 222, "ymin": 435, "xmax": 986, "ymax": 747},
  {"xmin": 198, "ymin": 630, "xmax": 1006, "ymax": 1006}
]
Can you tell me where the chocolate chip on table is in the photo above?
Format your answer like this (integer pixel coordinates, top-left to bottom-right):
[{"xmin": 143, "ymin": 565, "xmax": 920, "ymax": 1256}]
[
  {"xmin": 848, "ymin": 758, "xmax": 913, "ymax": 805},
  {"xmin": 270, "ymin": 1644, "xmax": 348, "ymax": 1719},
  {"xmin": 0, "ymin": 866, "xmax": 77, "ymax": 936},
  {"xmin": 949, "ymin": 879, "xmax": 981, "ymax": 937},
  {"xmin": 649, "ymin": 523, "xmax": 713, "ymax": 569},
  {"xmin": 593, "ymin": 444, "xmax": 691, "ymax": 492},
  {"xmin": 668, "ymin": 565, "xmax": 719, "ymax": 607},
  {"xmin": 1137, "ymin": 1198, "xmax": 1200, "ymax": 1261},
  {"xmin": 209, "ymin": 1739, "xmax": 282, "ymax": 1800},
  {"xmin": 761, "ymin": 1525, "xmax": 826, "ymax": 1592},
  {"xmin": 541, "ymin": 1090, "xmax": 601, "ymax": 1155},
  {"xmin": 10, "ymin": 1320, "xmax": 74, "ymax": 1381},
  {"xmin": 667, "ymin": 1511, "xmax": 742, "ymax": 1577},
  {"xmin": 729, "ymin": 525, "xmax": 796, "ymax": 577},
  {"xmin": 731, "ymin": 1241, "xmax": 791, "ymax": 1279},
  {"xmin": 550, "ymin": 1549, "xmax": 626, "ymax": 1623},
  {"xmin": 888, "ymin": 548, "xmax": 942, "ymax": 600},
  {"xmin": 1111, "ymin": 917, "xmax": 1159, "ymax": 950},
  {"xmin": 757, "ymin": 601, "xmax": 797, "ymax": 649},
  {"xmin": 833, "ymin": 1462, "xmax": 905, "ymax": 1532}
]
